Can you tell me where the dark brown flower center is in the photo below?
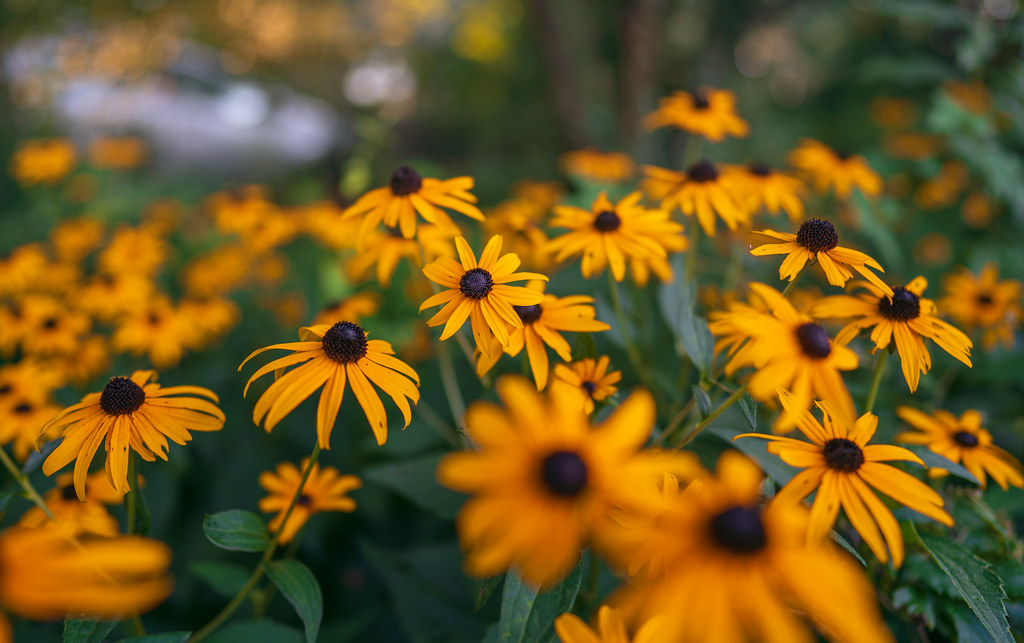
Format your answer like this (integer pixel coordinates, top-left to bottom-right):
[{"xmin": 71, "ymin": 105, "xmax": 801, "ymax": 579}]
[
  {"xmin": 0, "ymin": 384, "xmax": 11, "ymax": 395},
  {"xmin": 582, "ymin": 381, "xmax": 597, "ymax": 397},
  {"xmin": 321, "ymin": 321, "xmax": 368, "ymax": 363},
  {"xmin": 687, "ymin": 160, "xmax": 718, "ymax": 183},
  {"xmin": 796, "ymin": 218, "xmax": 839, "ymax": 253},
  {"xmin": 100, "ymin": 377, "xmax": 146, "ymax": 416},
  {"xmin": 13, "ymin": 402, "xmax": 32, "ymax": 414},
  {"xmin": 61, "ymin": 484, "xmax": 78, "ymax": 501},
  {"xmin": 389, "ymin": 166, "xmax": 423, "ymax": 196},
  {"xmin": 540, "ymin": 450, "xmax": 588, "ymax": 497},
  {"xmin": 834, "ymin": 150, "xmax": 853, "ymax": 161},
  {"xmin": 148, "ymin": 312, "xmax": 161, "ymax": 325},
  {"xmin": 709, "ymin": 505, "xmax": 767, "ymax": 554},
  {"xmin": 42, "ymin": 317, "xmax": 58, "ymax": 330},
  {"xmin": 823, "ymin": 438, "xmax": 864, "ymax": 472},
  {"xmin": 593, "ymin": 210, "xmax": 621, "ymax": 232},
  {"xmin": 795, "ymin": 323, "xmax": 831, "ymax": 359},
  {"xmin": 297, "ymin": 494, "xmax": 313, "ymax": 506},
  {"xmin": 878, "ymin": 287, "xmax": 921, "ymax": 321},
  {"xmin": 976, "ymin": 293, "xmax": 993, "ymax": 306},
  {"xmin": 953, "ymin": 431, "xmax": 979, "ymax": 448},
  {"xmin": 513, "ymin": 304, "xmax": 543, "ymax": 325},
  {"xmin": 749, "ymin": 162, "xmax": 773, "ymax": 176},
  {"xmin": 692, "ymin": 93, "xmax": 709, "ymax": 109},
  {"xmin": 459, "ymin": 268, "xmax": 493, "ymax": 300}
]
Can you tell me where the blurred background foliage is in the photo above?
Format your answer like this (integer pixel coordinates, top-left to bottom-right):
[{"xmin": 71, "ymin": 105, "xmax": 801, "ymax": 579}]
[{"xmin": 1, "ymin": 0, "xmax": 1023, "ymax": 641}]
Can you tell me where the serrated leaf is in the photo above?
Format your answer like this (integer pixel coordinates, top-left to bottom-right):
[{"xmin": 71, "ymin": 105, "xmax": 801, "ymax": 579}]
[
  {"xmin": 363, "ymin": 452, "xmax": 466, "ymax": 520},
  {"xmin": 691, "ymin": 386, "xmax": 712, "ymax": 418},
  {"xmin": 497, "ymin": 561, "xmax": 583, "ymax": 643},
  {"xmin": 203, "ymin": 510, "xmax": 271, "ymax": 552},
  {"xmin": 121, "ymin": 633, "xmax": 192, "ymax": 643},
  {"xmin": 913, "ymin": 524, "xmax": 1013, "ymax": 643},
  {"xmin": 189, "ymin": 561, "xmax": 251, "ymax": 598},
  {"xmin": 738, "ymin": 394, "xmax": 757, "ymax": 430},
  {"xmin": 265, "ymin": 561, "xmax": 322, "ymax": 643},
  {"xmin": 903, "ymin": 445, "xmax": 980, "ymax": 485},
  {"xmin": 207, "ymin": 620, "xmax": 304, "ymax": 643},
  {"xmin": 63, "ymin": 618, "xmax": 116, "ymax": 643},
  {"xmin": 474, "ymin": 575, "xmax": 503, "ymax": 612}
]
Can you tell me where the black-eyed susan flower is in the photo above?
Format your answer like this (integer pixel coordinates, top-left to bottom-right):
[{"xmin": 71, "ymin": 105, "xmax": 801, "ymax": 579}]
[
  {"xmin": 643, "ymin": 88, "xmax": 750, "ymax": 141},
  {"xmin": 75, "ymin": 272, "xmax": 154, "ymax": 323},
  {"xmin": 546, "ymin": 192, "xmax": 686, "ymax": 283},
  {"xmin": 0, "ymin": 244, "xmax": 48, "ymax": 296},
  {"xmin": 482, "ymin": 199, "xmax": 553, "ymax": 272},
  {"xmin": 19, "ymin": 294, "xmax": 91, "ymax": 358},
  {"xmin": 180, "ymin": 244, "xmax": 252, "ymax": 298},
  {"xmin": 241, "ymin": 322, "xmax": 420, "ymax": 447},
  {"xmin": 751, "ymin": 218, "xmax": 894, "ymax": 296},
  {"xmin": 18, "ymin": 471, "xmax": 125, "ymax": 537},
  {"xmin": 301, "ymin": 200, "xmax": 363, "ymax": 251},
  {"xmin": 787, "ymin": 139, "xmax": 883, "ymax": 199},
  {"xmin": 606, "ymin": 451, "xmax": 892, "ymax": 643},
  {"xmin": 345, "ymin": 223, "xmax": 455, "ymax": 287},
  {"xmin": 709, "ymin": 282, "xmax": 858, "ymax": 432},
  {"xmin": 437, "ymin": 376, "xmax": 699, "ymax": 587},
  {"xmin": 724, "ymin": 162, "xmax": 807, "ymax": 222},
  {"xmin": 40, "ymin": 371, "xmax": 225, "ymax": 500},
  {"xmin": 206, "ymin": 185, "xmax": 279, "ymax": 238},
  {"xmin": 112, "ymin": 296, "xmax": 192, "ymax": 369},
  {"xmin": 476, "ymin": 282, "xmax": 610, "ymax": 390},
  {"xmin": 896, "ymin": 406, "xmax": 1024, "ymax": 490},
  {"xmin": 941, "ymin": 263, "xmax": 1021, "ymax": 351},
  {"xmin": 0, "ymin": 526, "xmax": 172, "ymax": 621},
  {"xmin": 736, "ymin": 390, "xmax": 953, "ymax": 567},
  {"xmin": 312, "ymin": 292, "xmax": 381, "ymax": 327},
  {"xmin": 0, "ymin": 393, "xmax": 61, "ymax": 462},
  {"xmin": 560, "ymin": 148, "xmax": 636, "ymax": 183},
  {"xmin": 97, "ymin": 226, "xmax": 167, "ymax": 277},
  {"xmin": 259, "ymin": 458, "xmax": 361, "ymax": 544},
  {"xmin": 555, "ymin": 606, "xmax": 663, "ymax": 643},
  {"xmin": 813, "ymin": 277, "xmax": 972, "ymax": 393},
  {"xmin": 642, "ymin": 162, "xmax": 748, "ymax": 237},
  {"xmin": 88, "ymin": 136, "xmax": 147, "ymax": 170},
  {"xmin": 551, "ymin": 356, "xmax": 621, "ymax": 414},
  {"xmin": 341, "ymin": 166, "xmax": 484, "ymax": 242},
  {"xmin": 420, "ymin": 235, "xmax": 546, "ymax": 357},
  {"xmin": 9, "ymin": 139, "xmax": 76, "ymax": 186},
  {"xmin": 50, "ymin": 216, "xmax": 105, "ymax": 263},
  {"xmin": 177, "ymin": 297, "xmax": 241, "ymax": 350}
]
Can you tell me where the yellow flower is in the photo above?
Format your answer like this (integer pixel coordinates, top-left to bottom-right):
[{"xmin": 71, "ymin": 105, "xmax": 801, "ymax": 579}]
[
  {"xmin": 9, "ymin": 139, "xmax": 76, "ymax": 186},
  {"xmin": 345, "ymin": 223, "xmax": 456, "ymax": 287},
  {"xmin": 555, "ymin": 606, "xmax": 663, "ymax": 643},
  {"xmin": 301, "ymin": 201, "xmax": 363, "ymax": 250},
  {"xmin": 560, "ymin": 148, "xmax": 636, "ymax": 183},
  {"xmin": 642, "ymin": 162, "xmax": 748, "ymax": 237},
  {"xmin": 941, "ymin": 263, "xmax": 1021, "ymax": 351},
  {"xmin": 420, "ymin": 235, "xmax": 546, "ymax": 357},
  {"xmin": 312, "ymin": 292, "xmax": 381, "ymax": 327},
  {"xmin": 41, "ymin": 371, "xmax": 225, "ymax": 500},
  {"xmin": 0, "ymin": 244, "xmax": 48, "ymax": 296},
  {"xmin": 0, "ymin": 393, "xmax": 61, "ymax": 462},
  {"xmin": 606, "ymin": 452, "xmax": 892, "ymax": 643},
  {"xmin": 547, "ymin": 192, "xmax": 686, "ymax": 283},
  {"xmin": 751, "ymin": 218, "xmax": 894, "ymax": 296},
  {"xmin": 206, "ymin": 185, "xmax": 280, "ymax": 238},
  {"xmin": 97, "ymin": 226, "xmax": 168, "ymax": 277},
  {"xmin": 75, "ymin": 272, "xmax": 154, "ymax": 323},
  {"xmin": 482, "ymin": 199, "xmax": 553, "ymax": 271},
  {"xmin": 736, "ymin": 390, "xmax": 953, "ymax": 567},
  {"xmin": 19, "ymin": 294, "xmax": 91, "ymax": 358},
  {"xmin": 643, "ymin": 88, "xmax": 750, "ymax": 141},
  {"xmin": 709, "ymin": 282, "xmax": 858, "ymax": 432},
  {"xmin": 723, "ymin": 162, "xmax": 807, "ymax": 222},
  {"xmin": 50, "ymin": 216, "xmax": 105, "ymax": 263},
  {"xmin": 88, "ymin": 136, "xmax": 147, "ymax": 170},
  {"xmin": 787, "ymin": 139, "xmax": 882, "ymax": 199},
  {"xmin": 341, "ymin": 166, "xmax": 484, "ymax": 242},
  {"xmin": 437, "ymin": 377, "xmax": 698, "ymax": 587},
  {"xmin": 176, "ymin": 297, "xmax": 241, "ymax": 350},
  {"xmin": 896, "ymin": 406, "xmax": 1024, "ymax": 490},
  {"xmin": 241, "ymin": 322, "xmax": 420, "ymax": 447},
  {"xmin": 0, "ymin": 526, "xmax": 172, "ymax": 621},
  {"xmin": 551, "ymin": 356, "xmax": 621, "ymax": 414},
  {"xmin": 181, "ymin": 244, "xmax": 252, "ymax": 297},
  {"xmin": 258, "ymin": 458, "xmax": 361, "ymax": 544},
  {"xmin": 18, "ymin": 471, "xmax": 126, "ymax": 537},
  {"xmin": 112, "ymin": 296, "xmax": 193, "ymax": 369},
  {"xmin": 813, "ymin": 277, "xmax": 972, "ymax": 393},
  {"xmin": 52, "ymin": 335, "xmax": 110, "ymax": 386}
]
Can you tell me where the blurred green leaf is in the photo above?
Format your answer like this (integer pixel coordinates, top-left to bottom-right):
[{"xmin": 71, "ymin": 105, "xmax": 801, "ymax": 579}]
[
  {"xmin": 738, "ymin": 394, "xmax": 757, "ymax": 431},
  {"xmin": 658, "ymin": 276, "xmax": 713, "ymax": 375},
  {"xmin": 691, "ymin": 386, "xmax": 712, "ymax": 418},
  {"xmin": 203, "ymin": 510, "xmax": 271, "ymax": 552},
  {"xmin": 709, "ymin": 426, "xmax": 796, "ymax": 486},
  {"xmin": 830, "ymin": 531, "xmax": 867, "ymax": 567},
  {"xmin": 62, "ymin": 618, "xmax": 115, "ymax": 643},
  {"xmin": 363, "ymin": 452, "xmax": 466, "ymax": 520},
  {"xmin": 189, "ymin": 561, "xmax": 252, "ymax": 599},
  {"xmin": 497, "ymin": 562, "xmax": 582, "ymax": 643},
  {"xmin": 121, "ymin": 633, "xmax": 192, "ymax": 643},
  {"xmin": 902, "ymin": 445, "xmax": 980, "ymax": 486},
  {"xmin": 207, "ymin": 620, "xmax": 304, "ymax": 643},
  {"xmin": 265, "ymin": 560, "xmax": 323, "ymax": 643},
  {"xmin": 914, "ymin": 525, "xmax": 1013, "ymax": 643},
  {"xmin": 474, "ymin": 575, "xmax": 503, "ymax": 612},
  {"xmin": 572, "ymin": 332, "xmax": 598, "ymax": 361}
]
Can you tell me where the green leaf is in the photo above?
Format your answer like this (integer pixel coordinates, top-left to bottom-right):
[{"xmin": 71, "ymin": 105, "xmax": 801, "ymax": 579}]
[
  {"xmin": 658, "ymin": 277, "xmax": 713, "ymax": 375},
  {"xmin": 830, "ymin": 531, "xmax": 867, "ymax": 567},
  {"xmin": 497, "ymin": 561, "xmax": 583, "ymax": 643},
  {"xmin": 913, "ymin": 524, "xmax": 1013, "ymax": 643},
  {"xmin": 363, "ymin": 452, "xmax": 466, "ymax": 520},
  {"xmin": 737, "ymin": 394, "xmax": 757, "ymax": 431},
  {"xmin": 189, "ymin": 561, "xmax": 251, "ymax": 598},
  {"xmin": 474, "ymin": 575, "xmax": 503, "ymax": 612},
  {"xmin": 203, "ymin": 510, "xmax": 271, "ymax": 552},
  {"xmin": 207, "ymin": 620, "xmax": 304, "ymax": 643},
  {"xmin": 902, "ymin": 445, "xmax": 980, "ymax": 486},
  {"xmin": 63, "ymin": 618, "xmax": 116, "ymax": 643},
  {"xmin": 121, "ymin": 633, "xmax": 192, "ymax": 643},
  {"xmin": 709, "ymin": 427, "xmax": 796, "ymax": 486},
  {"xmin": 691, "ymin": 386, "xmax": 712, "ymax": 418},
  {"xmin": 572, "ymin": 332, "xmax": 597, "ymax": 361},
  {"xmin": 264, "ymin": 560, "xmax": 323, "ymax": 643}
]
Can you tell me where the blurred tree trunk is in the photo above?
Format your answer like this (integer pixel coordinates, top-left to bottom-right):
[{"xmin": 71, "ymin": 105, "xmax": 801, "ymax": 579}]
[
  {"xmin": 618, "ymin": 0, "xmax": 665, "ymax": 157},
  {"xmin": 524, "ymin": 0, "xmax": 588, "ymax": 149}
]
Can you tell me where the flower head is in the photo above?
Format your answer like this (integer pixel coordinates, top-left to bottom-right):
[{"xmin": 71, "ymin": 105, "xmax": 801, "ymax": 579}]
[
  {"xmin": 555, "ymin": 606, "xmax": 663, "ymax": 643},
  {"xmin": 551, "ymin": 356, "xmax": 621, "ymax": 414},
  {"xmin": 813, "ymin": 277, "xmax": 972, "ymax": 392},
  {"xmin": 560, "ymin": 149, "xmax": 636, "ymax": 183},
  {"xmin": 259, "ymin": 458, "xmax": 361, "ymax": 543},
  {"xmin": 643, "ymin": 88, "xmax": 749, "ymax": 141},
  {"xmin": 896, "ymin": 406, "xmax": 1023, "ymax": 490},
  {"xmin": 724, "ymin": 162, "xmax": 807, "ymax": 222},
  {"xmin": 941, "ymin": 263, "xmax": 1021, "ymax": 351},
  {"xmin": 345, "ymin": 223, "xmax": 456, "ymax": 287},
  {"xmin": 242, "ymin": 322, "xmax": 419, "ymax": 447},
  {"xmin": 9, "ymin": 139, "xmax": 76, "ymax": 186},
  {"xmin": 642, "ymin": 162, "xmax": 748, "ymax": 237},
  {"xmin": 40, "ymin": 371, "xmax": 225, "ymax": 500},
  {"xmin": 312, "ymin": 292, "xmax": 381, "ymax": 327},
  {"xmin": 18, "ymin": 471, "xmax": 126, "ymax": 536},
  {"xmin": 736, "ymin": 390, "xmax": 954, "ymax": 566},
  {"xmin": 787, "ymin": 139, "xmax": 882, "ymax": 199}
]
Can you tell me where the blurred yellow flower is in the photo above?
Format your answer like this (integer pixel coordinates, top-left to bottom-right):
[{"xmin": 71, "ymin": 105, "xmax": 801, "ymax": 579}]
[
  {"xmin": 643, "ymin": 162, "xmax": 748, "ymax": 237},
  {"xmin": 551, "ymin": 356, "xmax": 621, "ymax": 414},
  {"xmin": 88, "ymin": 136, "xmax": 147, "ymax": 170},
  {"xmin": 560, "ymin": 149, "xmax": 636, "ymax": 184},
  {"xmin": 259, "ymin": 458, "xmax": 361, "ymax": 543},
  {"xmin": 788, "ymin": 139, "xmax": 882, "ymax": 200},
  {"xmin": 643, "ymin": 88, "xmax": 749, "ymax": 141},
  {"xmin": 9, "ymin": 139, "xmax": 76, "ymax": 186},
  {"xmin": 941, "ymin": 263, "xmax": 1021, "ymax": 350}
]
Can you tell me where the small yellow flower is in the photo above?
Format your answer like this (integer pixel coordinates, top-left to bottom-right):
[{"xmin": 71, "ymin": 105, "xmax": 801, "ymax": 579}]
[
  {"xmin": 787, "ymin": 138, "xmax": 882, "ymax": 199},
  {"xmin": 941, "ymin": 263, "xmax": 1021, "ymax": 351},
  {"xmin": 259, "ymin": 458, "xmax": 361, "ymax": 544},
  {"xmin": 312, "ymin": 292, "xmax": 381, "ymax": 327},
  {"xmin": 560, "ymin": 148, "xmax": 636, "ymax": 183},
  {"xmin": 18, "ymin": 471, "xmax": 126, "ymax": 536},
  {"xmin": 9, "ymin": 139, "xmax": 76, "ymax": 186},
  {"xmin": 643, "ymin": 88, "xmax": 749, "ymax": 141},
  {"xmin": 345, "ymin": 224, "xmax": 456, "ymax": 287},
  {"xmin": 88, "ymin": 136, "xmax": 147, "ymax": 170},
  {"xmin": 643, "ymin": 162, "xmax": 749, "ymax": 237},
  {"xmin": 555, "ymin": 606, "xmax": 663, "ymax": 643},
  {"xmin": 723, "ymin": 162, "xmax": 807, "ymax": 222},
  {"xmin": 551, "ymin": 356, "xmax": 621, "ymax": 414}
]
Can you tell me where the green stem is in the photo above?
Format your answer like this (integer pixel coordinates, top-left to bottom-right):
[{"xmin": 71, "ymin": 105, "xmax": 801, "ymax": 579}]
[
  {"xmin": 674, "ymin": 383, "xmax": 748, "ymax": 450},
  {"xmin": 188, "ymin": 443, "xmax": 322, "ymax": 643},
  {"xmin": 0, "ymin": 447, "xmax": 55, "ymax": 521},
  {"xmin": 863, "ymin": 350, "xmax": 888, "ymax": 414},
  {"xmin": 126, "ymin": 452, "xmax": 138, "ymax": 535},
  {"xmin": 437, "ymin": 341, "xmax": 468, "ymax": 443},
  {"xmin": 412, "ymin": 401, "xmax": 461, "ymax": 447},
  {"xmin": 656, "ymin": 397, "xmax": 696, "ymax": 446}
]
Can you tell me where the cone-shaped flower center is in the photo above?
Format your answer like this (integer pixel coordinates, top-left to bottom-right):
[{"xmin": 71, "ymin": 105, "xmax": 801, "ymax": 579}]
[
  {"xmin": 692, "ymin": 93, "xmax": 709, "ymax": 109},
  {"xmin": 389, "ymin": 166, "xmax": 423, "ymax": 196},
  {"xmin": 823, "ymin": 438, "xmax": 864, "ymax": 472},
  {"xmin": 749, "ymin": 162, "xmax": 773, "ymax": 176},
  {"xmin": 834, "ymin": 150, "xmax": 852, "ymax": 161},
  {"xmin": 297, "ymin": 494, "xmax": 313, "ymax": 506},
  {"xmin": 459, "ymin": 268, "xmax": 494, "ymax": 300},
  {"xmin": 513, "ymin": 304, "xmax": 543, "ymax": 325},
  {"xmin": 593, "ymin": 210, "xmax": 621, "ymax": 232},
  {"xmin": 796, "ymin": 218, "xmax": 839, "ymax": 253},
  {"xmin": 582, "ymin": 381, "xmax": 597, "ymax": 397},
  {"xmin": 540, "ymin": 450, "xmax": 588, "ymax": 497},
  {"xmin": 321, "ymin": 321, "xmax": 368, "ymax": 363},
  {"xmin": 61, "ymin": 484, "xmax": 78, "ymax": 501},
  {"xmin": 878, "ymin": 287, "xmax": 921, "ymax": 321},
  {"xmin": 953, "ymin": 431, "xmax": 979, "ymax": 448},
  {"xmin": 795, "ymin": 323, "xmax": 831, "ymax": 359},
  {"xmin": 710, "ymin": 505, "xmax": 767, "ymax": 554},
  {"xmin": 100, "ymin": 377, "xmax": 146, "ymax": 416},
  {"xmin": 976, "ymin": 293, "xmax": 993, "ymax": 306},
  {"xmin": 687, "ymin": 161, "xmax": 718, "ymax": 183}
]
